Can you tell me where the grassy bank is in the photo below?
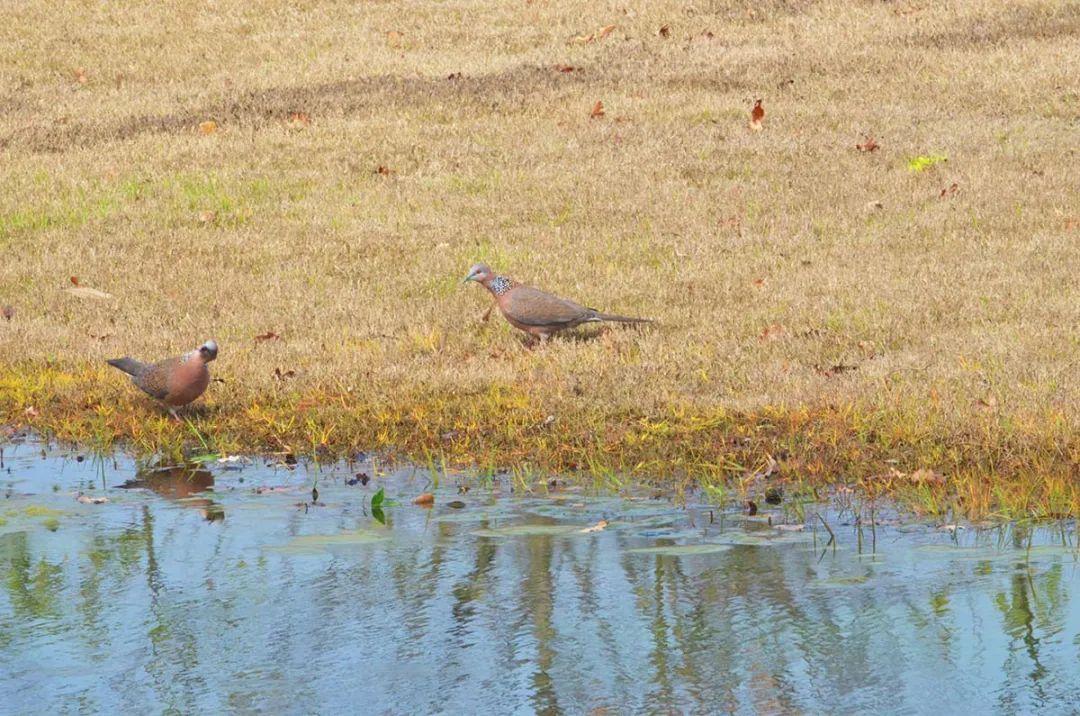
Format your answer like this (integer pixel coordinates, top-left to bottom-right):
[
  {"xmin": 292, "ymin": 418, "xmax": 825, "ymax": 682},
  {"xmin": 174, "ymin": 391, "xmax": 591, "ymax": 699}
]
[{"xmin": 1, "ymin": 0, "xmax": 1077, "ymax": 518}]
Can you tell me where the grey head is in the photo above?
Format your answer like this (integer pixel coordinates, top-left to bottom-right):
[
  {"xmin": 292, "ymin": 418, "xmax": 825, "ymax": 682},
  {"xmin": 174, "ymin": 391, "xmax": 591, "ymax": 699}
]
[
  {"xmin": 462, "ymin": 263, "xmax": 495, "ymax": 284},
  {"xmin": 197, "ymin": 340, "xmax": 219, "ymax": 362}
]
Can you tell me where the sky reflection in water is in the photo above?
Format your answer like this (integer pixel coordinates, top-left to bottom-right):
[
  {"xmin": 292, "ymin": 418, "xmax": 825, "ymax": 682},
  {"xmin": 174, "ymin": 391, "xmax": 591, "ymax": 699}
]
[{"xmin": 1, "ymin": 441, "xmax": 1078, "ymax": 714}]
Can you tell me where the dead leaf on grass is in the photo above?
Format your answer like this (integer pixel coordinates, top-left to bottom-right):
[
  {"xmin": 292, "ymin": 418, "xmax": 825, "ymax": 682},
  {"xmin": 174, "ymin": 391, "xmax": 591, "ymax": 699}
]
[
  {"xmin": 856, "ymin": 136, "xmax": 880, "ymax": 152},
  {"xmin": 749, "ymin": 99, "xmax": 764, "ymax": 131},
  {"xmin": 287, "ymin": 111, "xmax": 311, "ymax": 128},
  {"xmin": 759, "ymin": 324, "xmax": 785, "ymax": 341},
  {"xmin": 573, "ymin": 24, "xmax": 616, "ymax": 44}
]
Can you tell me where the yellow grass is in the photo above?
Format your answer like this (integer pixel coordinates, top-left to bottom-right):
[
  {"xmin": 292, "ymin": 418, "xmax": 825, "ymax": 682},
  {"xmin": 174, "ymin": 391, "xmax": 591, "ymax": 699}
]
[{"xmin": 1, "ymin": 0, "xmax": 1077, "ymax": 518}]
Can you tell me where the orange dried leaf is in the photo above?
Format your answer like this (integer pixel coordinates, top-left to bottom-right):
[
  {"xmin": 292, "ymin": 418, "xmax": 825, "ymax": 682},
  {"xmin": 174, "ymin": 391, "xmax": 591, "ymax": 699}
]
[
  {"xmin": 69, "ymin": 276, "xmax": 79, "ymax": 286},
  {"xmin": 597, "ymin": 24, "xmax": 616, "ymax": 40},
  {"xmin": 198, "ymin": 120, "xmax": 218, "ymax": 135},
  {"xmin": 413, "ymin": 492, "xmax": 435, "ymax": 506},
  {"xmin": 590, "ymin": 100, "xmax": 605, "ymax": 119},
  {"xmin": 749, "ymin": 99, "xmax": 764, "ymax": 131},
  {"xmin": 856, "ymin": 136, "xmax": 879, "ymax": 152},
  {"xmin": 386, "ymin": 30, "xmax": 404, "ymax": 48},
  {"xmin": 287, "ymin": 111, "xmax": 311, "ymax": 128},
  {"xmin": 74, "ymin": 68, "xmax": 88, "ymax": 84},
  {"xmin": 759, "ymin": 323, "xmax": 785, "ymax": 341},
  {"xmin": 555, "ymin": 64, "xmax": 577, "ymax": 73},
  {"xmin": 255, "ymin": 331, "xmax": 281, "ymax": 342}
]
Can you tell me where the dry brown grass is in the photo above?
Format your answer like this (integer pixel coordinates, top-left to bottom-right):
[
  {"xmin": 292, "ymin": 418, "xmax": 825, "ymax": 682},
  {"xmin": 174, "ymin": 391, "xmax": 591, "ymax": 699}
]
[{"xmin": 1, "ymin": 0, "xmax": 1078, "ymax": 516}]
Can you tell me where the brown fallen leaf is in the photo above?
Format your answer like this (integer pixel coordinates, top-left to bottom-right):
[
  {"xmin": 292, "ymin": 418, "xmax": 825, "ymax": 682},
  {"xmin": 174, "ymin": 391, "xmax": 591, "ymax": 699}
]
[
  {"xmin": 255, "ymin": 331, "xmax": 281, "ymax": 342},
  {"xmin": 759, "ymin": 323, "xmax": 785, "ymax": 341},
  {"xmin": 856, "ymin": 136, "xmax": 880, "ymax": 152},
  {"xmin": 658, "ymin": 25, "xmax": 670, "ymax": 38},
  {"xmin": 70, "ymin": 276, "xmax": 80, "ymax": 286},
  {"xmin": 975, "ymin": 396, "xmax": 997, "ymax": 412},
  {"xmin": 375, "ymin": 165, "xmax": 393, "ymax": 176},
  {"xmin": 573, "ymin": 24, "xmax": 616, "ymax": 44},
  {"xmin": 412, "ymin": 492, "xmax": 435, "ymax": 506},
  {"xmin": 273, "ymin": 367, "xmax": 296, "ymax": 380},
  {"xmin": 749, "ymin": 99, "xmax": 764, "ymax": 131},
  {"xmin": 579, "ymin": 519, "xmax": 608, "ymax": 533},
  {"xmin": 74, "ymin": 67, "xmax": 88, "ymax": 84},
  {"xmin": 555, "ymin": 64, "xmax": 578, "ymax": 73},
  {"xmin": 939, "ymin": 182, "xmax": 958, "ymax": 198},
  {"xmin": 590, "ymin": 100, "xmax": 605, "ymax": 119},
  {"xmin": 198, "ymin": 120, "xmax": 218, "ymax": 135},
  {"xmin": 287, "ymin": 111, "xmax": 311, "ymax": 128},
  {"xmin": 752, "ymin": 277, "xmax": 766, "ymax": 288},
  {"xmin": 446, "ymin": 72, "xmax": 462, "ymax": 80},
  {"xmin": 1, "ymin": 305, "xmax": 13, "ymax": 321}
]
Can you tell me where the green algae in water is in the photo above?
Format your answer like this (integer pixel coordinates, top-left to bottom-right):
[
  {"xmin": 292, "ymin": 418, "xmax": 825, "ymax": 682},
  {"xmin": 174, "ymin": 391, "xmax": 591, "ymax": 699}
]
[
  {"xmin": 916, "ymin": 544, "xmax": 1079, "ymax": 562},
  {"xmin": 472, "ymin": 524, "xmax": 588, "ymax": 538},
  {"xmin": 269, "ymin": 530, "xmax": 390, "ymax": 554},
  {"xmin": 628, "ymin": 544, "xmax": 733, "ymax": 557},
  {"xmin": 711, "ymin": 530, "xmax": 815, "ymax": 547},
  {"xmin": 814, "ymin": 574, "xmax": 873, "ymax": 588}
]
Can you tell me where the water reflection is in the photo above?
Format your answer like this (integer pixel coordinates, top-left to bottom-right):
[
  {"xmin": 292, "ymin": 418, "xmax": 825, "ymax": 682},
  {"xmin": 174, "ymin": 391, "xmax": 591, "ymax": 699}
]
[
  {"xmin": 119, "ymin": 463, "xmax": 225, "ymax": 522},
  {"xmin": 0, "ymin": 441, "xmax": 1077, "ymax": 714}
]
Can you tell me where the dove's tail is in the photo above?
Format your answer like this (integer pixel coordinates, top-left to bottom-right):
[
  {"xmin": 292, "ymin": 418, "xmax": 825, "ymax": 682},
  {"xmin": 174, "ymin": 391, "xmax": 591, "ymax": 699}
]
[{"xmin": 107, "ymin": 357, "xmax": 145, "ymax": 377}]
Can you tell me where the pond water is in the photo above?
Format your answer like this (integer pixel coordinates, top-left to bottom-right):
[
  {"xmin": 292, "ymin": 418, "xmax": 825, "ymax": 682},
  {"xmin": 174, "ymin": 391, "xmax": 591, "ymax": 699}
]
[{"xmin": 1, "ymin": 440, "xmax": 1078, "ymax": 714}]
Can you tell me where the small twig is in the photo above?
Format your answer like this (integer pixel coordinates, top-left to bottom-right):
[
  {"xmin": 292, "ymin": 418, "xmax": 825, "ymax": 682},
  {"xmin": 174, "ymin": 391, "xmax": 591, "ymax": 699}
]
[{"xmin": 817, "ymin": 512, "xmax": 836, "ymax": 553}]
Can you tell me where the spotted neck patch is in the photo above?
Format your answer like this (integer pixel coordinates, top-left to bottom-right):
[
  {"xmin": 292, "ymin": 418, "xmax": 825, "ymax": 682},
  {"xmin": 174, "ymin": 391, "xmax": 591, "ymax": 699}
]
[{"xmin": 489, "ymin": 276, "xmax": 512, "ymax": 296}]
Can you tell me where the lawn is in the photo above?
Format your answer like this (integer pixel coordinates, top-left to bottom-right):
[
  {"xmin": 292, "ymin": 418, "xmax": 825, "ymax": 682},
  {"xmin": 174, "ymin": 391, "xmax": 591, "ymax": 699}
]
[{"xmin": 1, "ymin": 0, "xmax": 1077, "ymax": 517}]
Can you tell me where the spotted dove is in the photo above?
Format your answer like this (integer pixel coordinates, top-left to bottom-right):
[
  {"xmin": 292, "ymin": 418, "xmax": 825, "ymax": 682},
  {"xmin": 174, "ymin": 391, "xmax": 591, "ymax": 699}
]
[
  {"xmin": 462, "ymin": 263, "xmax": 651, "ymax": 341},
  {"xmin": 107, "ymin": 340, "xmax": 218, "ymax": 416}
]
